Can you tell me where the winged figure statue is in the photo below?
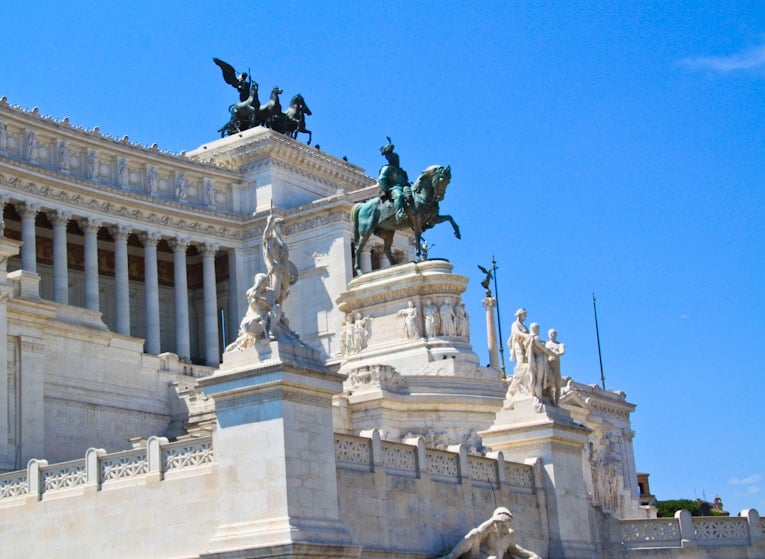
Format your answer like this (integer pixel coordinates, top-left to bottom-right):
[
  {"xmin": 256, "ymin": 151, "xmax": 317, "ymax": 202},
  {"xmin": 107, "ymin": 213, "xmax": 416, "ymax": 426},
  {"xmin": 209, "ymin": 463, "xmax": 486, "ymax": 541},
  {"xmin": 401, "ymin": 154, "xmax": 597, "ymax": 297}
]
[{"xmin": 213, "ymin": 57, "xmax": 251, "ymax": 102}]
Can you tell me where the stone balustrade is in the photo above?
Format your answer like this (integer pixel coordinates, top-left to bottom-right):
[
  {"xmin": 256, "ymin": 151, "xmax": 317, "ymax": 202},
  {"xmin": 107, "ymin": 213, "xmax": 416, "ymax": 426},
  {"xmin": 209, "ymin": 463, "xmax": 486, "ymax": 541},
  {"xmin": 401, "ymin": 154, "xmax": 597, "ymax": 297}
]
[
  {"xmin": 334, "ymin": 431, "xmax": 534, "ymax": 490},
  {"xmin": 621, "ymin": 508, "xmax": 765, "ymax": 552},
  {"xmin": 0, "ymin": 435, "xmax": 214, "ymax": 506}
]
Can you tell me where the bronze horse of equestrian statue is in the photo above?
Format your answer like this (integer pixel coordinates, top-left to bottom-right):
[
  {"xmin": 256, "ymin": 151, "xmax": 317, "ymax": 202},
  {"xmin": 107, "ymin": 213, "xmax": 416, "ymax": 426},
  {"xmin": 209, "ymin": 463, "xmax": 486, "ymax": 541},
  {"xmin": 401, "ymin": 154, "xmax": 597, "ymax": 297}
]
[{"xmin": 351, "ymin": 165, "xmax": 460, "ymax": 276}]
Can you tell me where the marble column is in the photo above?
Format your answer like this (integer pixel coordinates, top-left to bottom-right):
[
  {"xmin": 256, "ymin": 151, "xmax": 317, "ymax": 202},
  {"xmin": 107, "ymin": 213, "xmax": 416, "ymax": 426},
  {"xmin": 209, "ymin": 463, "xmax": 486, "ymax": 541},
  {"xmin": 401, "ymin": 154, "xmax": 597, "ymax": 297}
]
[
  {"xmin": 360, "ymin": 247, "xmax": 372, "ymax": 274},
  {"xmin": 110, "ymin": 225, "xmax": 132, "ymax": 336},
  {"xmin": 482, "ymin": 296, "xmax": 499, "ymax": 370},
  {"xmin": 79, "ymin": 218, "xmax": 102, "ymax": 312},
  {"xmin": 140, "ymin": 232, "xmax": 161, "ymax": 355},
  {"xmin": 16, "ymin": 202, "xmax": 40, "ymax": 273},
  {"xmin": 0, "ymin": 196, "xmax": 8, "ymax": 236},
  {"xmin": 201, "ymin": 243, "xmax": 220, "ymax": 366},
  {"xmin": 169, "ymin": 238, "xmax": 191, "ymax": 360},
  {"xmin": 47, "ymin": 210, "xmax": 71, "ymax": 305}
]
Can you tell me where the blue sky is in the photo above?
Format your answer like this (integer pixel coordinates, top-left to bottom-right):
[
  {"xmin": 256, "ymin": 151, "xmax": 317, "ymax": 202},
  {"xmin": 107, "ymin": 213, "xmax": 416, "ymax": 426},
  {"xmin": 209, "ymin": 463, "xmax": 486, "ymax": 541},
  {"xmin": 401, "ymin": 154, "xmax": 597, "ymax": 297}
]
[{"xmin": 3, "ymin": 2, "xmax": 764, "ymax": 515}]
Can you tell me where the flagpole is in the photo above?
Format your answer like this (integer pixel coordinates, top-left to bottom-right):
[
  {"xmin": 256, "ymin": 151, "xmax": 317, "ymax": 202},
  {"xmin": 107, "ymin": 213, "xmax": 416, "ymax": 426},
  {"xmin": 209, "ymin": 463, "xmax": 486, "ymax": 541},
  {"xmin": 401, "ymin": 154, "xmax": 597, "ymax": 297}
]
[
  {"xmin": 592, "ymin": 292, "xmax": 606, "ymax": 389},
  {"xmin": 492, "ymin": 255, "xmax": 505, "ymax": 375}
]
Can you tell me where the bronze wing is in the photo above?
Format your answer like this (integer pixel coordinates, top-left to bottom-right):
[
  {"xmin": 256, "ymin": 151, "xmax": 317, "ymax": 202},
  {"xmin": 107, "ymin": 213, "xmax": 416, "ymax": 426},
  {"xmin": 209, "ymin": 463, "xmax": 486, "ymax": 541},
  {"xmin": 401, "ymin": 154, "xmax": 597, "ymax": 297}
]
[{"xmin": 213, "ymin": 57, "xmax": 240, "ymax": 88}]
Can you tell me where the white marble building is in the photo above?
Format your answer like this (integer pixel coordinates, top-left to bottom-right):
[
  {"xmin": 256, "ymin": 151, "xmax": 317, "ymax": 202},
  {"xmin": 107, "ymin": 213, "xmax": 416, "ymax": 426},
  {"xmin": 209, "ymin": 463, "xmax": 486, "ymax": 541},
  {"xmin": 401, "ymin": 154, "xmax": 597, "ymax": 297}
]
[{"xmin": 0, "ymin": 99, "xmax": 762, "ymax": 559}]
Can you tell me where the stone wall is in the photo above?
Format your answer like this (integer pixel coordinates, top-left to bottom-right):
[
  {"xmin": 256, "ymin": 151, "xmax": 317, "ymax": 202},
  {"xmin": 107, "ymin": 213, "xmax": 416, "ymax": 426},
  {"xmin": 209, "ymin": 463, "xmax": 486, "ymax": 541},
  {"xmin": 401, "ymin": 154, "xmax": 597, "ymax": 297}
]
[{"xmin": 334, "ymin": 431, "xmax": 548, "ymax": 557}]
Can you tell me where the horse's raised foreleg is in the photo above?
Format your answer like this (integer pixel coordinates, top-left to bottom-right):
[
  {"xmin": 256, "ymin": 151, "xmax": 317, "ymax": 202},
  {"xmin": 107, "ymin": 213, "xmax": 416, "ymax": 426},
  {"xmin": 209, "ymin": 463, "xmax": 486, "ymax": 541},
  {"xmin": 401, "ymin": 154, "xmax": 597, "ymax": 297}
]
[{"xmin": 430, "ymin": 214, "xmax": 461, "ymax": 239}]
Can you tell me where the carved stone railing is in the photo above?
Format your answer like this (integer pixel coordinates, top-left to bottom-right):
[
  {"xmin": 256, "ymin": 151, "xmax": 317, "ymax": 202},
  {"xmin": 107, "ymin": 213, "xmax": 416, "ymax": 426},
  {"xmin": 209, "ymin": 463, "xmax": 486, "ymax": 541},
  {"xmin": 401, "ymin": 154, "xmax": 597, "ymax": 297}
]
[
  {"xmin": 100, "ymin": 449, "xmax": 149, "ymax": 483},
  {"xmin": 622, "ymin": 509, "xmax": 765, "ymax": 551},
  {"xmin": 334, "ymin": 431, "xmax": 534, "ymax": 492},
  {"xmin": 467, "ymin": 456, "xmax": 497, "ymax": 484},
  {"xmin": 162, "ymin": 439, "xmax": 214, "ymax": 472},
  {"xmin": 0, "ymin": 435, "xmax": 215, "ymax": 505},
  {"xmin": 505, "ymin": 462, "xmax": 533, "ymax": 489},
  {"xmin": 621, "ymin": 518, "xmax": 680, "ymax": 548},
  {"xmin": 426, "ymin": 449, "xmax": 459, "ymax": 480},
  {"xmin": 40, "ymin": 459, "xmax": 87, "ymax": 492},
  {"xmin": 0, "ymin": 471, "xmax": 29, "ymax": 499},
  {"xmin": 381, "ymin": 441, "xmax": 417, "ymax": 474},
  {"xmin": 334, "ymin": 434, "xmax": 371, "ymax": 470},
  {"xmin": 692, "ymin": 516, "xmax": 749, "ymax": 545}
]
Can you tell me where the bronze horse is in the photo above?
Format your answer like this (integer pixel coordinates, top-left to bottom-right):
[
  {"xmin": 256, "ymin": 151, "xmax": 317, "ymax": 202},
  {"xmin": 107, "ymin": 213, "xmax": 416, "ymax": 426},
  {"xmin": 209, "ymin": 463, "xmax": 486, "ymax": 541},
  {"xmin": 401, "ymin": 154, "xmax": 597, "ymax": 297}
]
[{"xmin": 351, "ymin": 165, "xmax": 460, "ymax": 276}]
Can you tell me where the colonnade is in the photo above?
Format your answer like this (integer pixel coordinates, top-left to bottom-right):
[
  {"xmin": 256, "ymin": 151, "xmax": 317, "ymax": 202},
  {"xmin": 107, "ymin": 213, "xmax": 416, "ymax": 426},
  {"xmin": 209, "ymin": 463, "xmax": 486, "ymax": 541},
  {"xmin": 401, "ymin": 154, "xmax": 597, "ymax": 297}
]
[{"xmin": 4, "ymin": 199, "xmax": 224, "ymax": 367}]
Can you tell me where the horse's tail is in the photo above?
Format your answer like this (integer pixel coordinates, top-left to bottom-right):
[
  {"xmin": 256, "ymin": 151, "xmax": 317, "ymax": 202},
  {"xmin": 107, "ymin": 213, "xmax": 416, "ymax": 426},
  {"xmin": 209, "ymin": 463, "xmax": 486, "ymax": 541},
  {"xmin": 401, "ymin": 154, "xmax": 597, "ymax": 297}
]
[{"xmin": 350, "ymin": 203, "xmax": 361, "ymax": 245}]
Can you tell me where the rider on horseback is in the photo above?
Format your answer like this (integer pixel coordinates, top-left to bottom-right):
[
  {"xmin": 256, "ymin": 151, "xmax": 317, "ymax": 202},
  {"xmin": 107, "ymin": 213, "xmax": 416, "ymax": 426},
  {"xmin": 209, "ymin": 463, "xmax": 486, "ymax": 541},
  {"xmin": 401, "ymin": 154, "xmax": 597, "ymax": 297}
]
[{"xmin": 377, "ymin": 138, "xmax": 414, "ymax": 225}]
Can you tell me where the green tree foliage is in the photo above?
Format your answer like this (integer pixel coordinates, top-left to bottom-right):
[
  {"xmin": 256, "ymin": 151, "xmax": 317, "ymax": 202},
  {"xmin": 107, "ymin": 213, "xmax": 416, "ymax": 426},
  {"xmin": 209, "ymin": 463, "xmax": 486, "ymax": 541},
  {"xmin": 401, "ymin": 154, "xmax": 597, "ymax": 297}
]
[{"xmin": 655, "ymin": 499, "xmax": 701, "ymax": 517}]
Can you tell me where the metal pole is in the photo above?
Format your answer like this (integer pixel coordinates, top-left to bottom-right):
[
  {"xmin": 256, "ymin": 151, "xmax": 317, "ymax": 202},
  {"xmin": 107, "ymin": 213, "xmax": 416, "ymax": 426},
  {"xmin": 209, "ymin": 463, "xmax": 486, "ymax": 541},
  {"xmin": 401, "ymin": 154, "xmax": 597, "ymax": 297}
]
[
  {"xmin": 592, "ymin": 292, "xmax": 606, "ymax": 389},
  {"xmin": 492, "ymin": 255, "xmax": 506, "ymax": 375}
]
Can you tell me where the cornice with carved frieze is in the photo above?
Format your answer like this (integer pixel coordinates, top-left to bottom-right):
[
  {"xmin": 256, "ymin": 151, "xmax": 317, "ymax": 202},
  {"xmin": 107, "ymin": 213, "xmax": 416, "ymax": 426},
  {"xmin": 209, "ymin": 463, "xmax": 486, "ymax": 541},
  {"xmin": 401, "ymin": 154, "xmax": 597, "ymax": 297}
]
[
  {"xmin": 0, "ymin": 166, "xmax": 246, "ymax": 243},
  {"xmin": 189, "ymin": 127, "xmax": 374, "ymax": 192},
  {"xmin": 0, "ymin": 98, "xmax": 238, "ymax": 177}
]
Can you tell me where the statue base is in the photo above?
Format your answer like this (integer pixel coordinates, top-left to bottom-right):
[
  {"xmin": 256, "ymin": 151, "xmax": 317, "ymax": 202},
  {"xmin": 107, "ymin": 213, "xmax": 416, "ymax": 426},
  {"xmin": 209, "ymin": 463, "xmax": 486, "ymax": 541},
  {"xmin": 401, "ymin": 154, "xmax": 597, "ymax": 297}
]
[
  {"xmin": 333, "ymin": 261, "xmax": 505, "ymax": 449},
  {"xmin": 200, "ymin": 339, "xmax": 354, "ymax": 556},
  {"xmin": 481, "ymin": 395, "xmax": 598, "ymax": 559}
]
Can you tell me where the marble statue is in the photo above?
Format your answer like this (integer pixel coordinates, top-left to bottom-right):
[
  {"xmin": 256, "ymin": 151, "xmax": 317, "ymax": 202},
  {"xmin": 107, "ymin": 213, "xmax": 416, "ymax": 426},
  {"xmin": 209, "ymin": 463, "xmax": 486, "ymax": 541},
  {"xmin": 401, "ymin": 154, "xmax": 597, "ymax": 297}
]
[
  {"xmin": 58, "ymin": 141, "xmax": 69, "ymax": 173},
  {"xmin": 423, "ymin": 298, "xmax": 439, "ymax": 338},
  {"xmin": 147, "ymin": 166, "xmax": 158, "ymax": 194},
  {"xmin": 27, "ymin": 131, "xmax": 38, "ymax": 162},
  {"xmin": 527, "ymin": 323, "xmax": 551, "ymax": 404},
  {"xmin": 440, "ymin": 298, "xmax": 456, "ymax": 337},
  {"xmin": 508, "ymin": 308, "xmax": 529, "ymax": 367},
  {"xmin": 175, "ymin": 174, "xmax": 188, "ymax": 200},
  {"xmin": 339, "ymin": 315, "xmax": 353, "ymax": 355},
  {"xmin": 455, "ymin": 301, "xmax": 470, "ymax": 338},
  {"xmin": 352, "ymin": 312, "xmax": 372, "ymax": 352},
  {"xmin": 117, "ymin": 158, "xmax": 127, "ymax": 186},
  {"xmin": 351, "ymin": 140, "xmax": 460, "ymax": 275},
  {"xmin": 225, "ymin": 272, "xmax": 280, "ymax": 350},
  {"xmin": 544, "ymin": 329, "xmax": 565, "ymax": 406},
  {"xmin": 87, "ymin": 150, "xmax": 97, "ymax": 179},
  {"xmin": 437, "ymin": 506, "xmax": 542, "ymax": 559},
  {"xmin": 262, "ymin": 212, "xmax": 294, "ymax": 306},
  {"xmin": 205, "ymin": 179, "xmax": 215, "ymax": 208},
  {"xmin": 398, "ymin": 300, "xmax": 420, "ymax": 340}
]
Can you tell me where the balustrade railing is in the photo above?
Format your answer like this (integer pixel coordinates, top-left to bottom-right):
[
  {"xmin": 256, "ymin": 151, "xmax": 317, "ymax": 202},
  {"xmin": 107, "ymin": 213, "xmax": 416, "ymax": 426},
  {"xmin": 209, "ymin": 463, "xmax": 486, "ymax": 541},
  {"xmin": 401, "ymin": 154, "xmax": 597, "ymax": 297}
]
[
  {"xmin": 334, "ymin": 431, "xmax": 534, "ymax": 490},
  {"xmin": 622, "ymin": 510, "xmax": 764, "ymax": 551},
  {"xmin": 0, "ymin": 435, "xmax": 214, "ymax": 504}
]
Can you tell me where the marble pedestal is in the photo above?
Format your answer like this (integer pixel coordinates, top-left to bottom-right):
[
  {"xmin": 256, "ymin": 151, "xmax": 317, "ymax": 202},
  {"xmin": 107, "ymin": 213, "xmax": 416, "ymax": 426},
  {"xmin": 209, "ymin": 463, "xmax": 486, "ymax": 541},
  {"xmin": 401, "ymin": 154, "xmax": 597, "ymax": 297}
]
[
  {"xmin": 199, "ymin": 340, "xmax": 360, "ymax": 559},
  {"xmin": 334, "ymin": 261, "xmax": 505, "ymax": 448},
  {"xmin": 480, "ymin": 396, "xmax": 597, "ymax": 559}
]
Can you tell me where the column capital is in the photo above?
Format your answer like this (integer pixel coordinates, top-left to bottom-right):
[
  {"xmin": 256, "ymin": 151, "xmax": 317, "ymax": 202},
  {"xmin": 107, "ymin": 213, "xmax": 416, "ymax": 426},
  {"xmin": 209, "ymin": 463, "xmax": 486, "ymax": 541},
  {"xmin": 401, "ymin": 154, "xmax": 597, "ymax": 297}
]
[
  {"xmin": 482, "ymin": 297, "xmax": 497, "ymax": 310},
  {"xmin": 139, "ymin": 231, "xmax": 161, "ymax": 248},
  {"xmin": 15, "ymin": 201, "xmax": 40, "ymax": 220},
  {"xmin": 109, "ymin": 224, "xmax": 133, "ymax": 241},
  {"xmin": 168, "ymin": 238, "xmax": 191, "ymax": 253},
  {"xmin": 200, "ymin": 242, "xmax": 220, "ymax": 258},
  {"xmin": 45, "ymin": 209, "xmax": 72, "ymax": 227},
  {"xmin": 77, "ymin": 217, "xmax": 102, "ymax": 234}
]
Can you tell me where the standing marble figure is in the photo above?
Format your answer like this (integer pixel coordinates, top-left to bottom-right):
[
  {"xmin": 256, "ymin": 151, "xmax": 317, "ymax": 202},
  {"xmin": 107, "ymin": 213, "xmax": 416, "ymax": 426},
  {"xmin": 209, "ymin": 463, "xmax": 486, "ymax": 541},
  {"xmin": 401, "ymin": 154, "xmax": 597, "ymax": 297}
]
[{"xmin": 262, "ymin": 213, "xmax": 292, "ymax": 305}]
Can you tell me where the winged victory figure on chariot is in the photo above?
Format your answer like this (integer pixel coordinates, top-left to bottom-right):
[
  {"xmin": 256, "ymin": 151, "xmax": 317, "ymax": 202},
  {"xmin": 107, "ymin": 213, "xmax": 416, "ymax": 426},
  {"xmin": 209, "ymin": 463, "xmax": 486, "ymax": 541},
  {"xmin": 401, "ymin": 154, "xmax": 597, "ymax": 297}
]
[{"xmin": 213, "ymin": 57, "xmax": 312, "ymax": 144}]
